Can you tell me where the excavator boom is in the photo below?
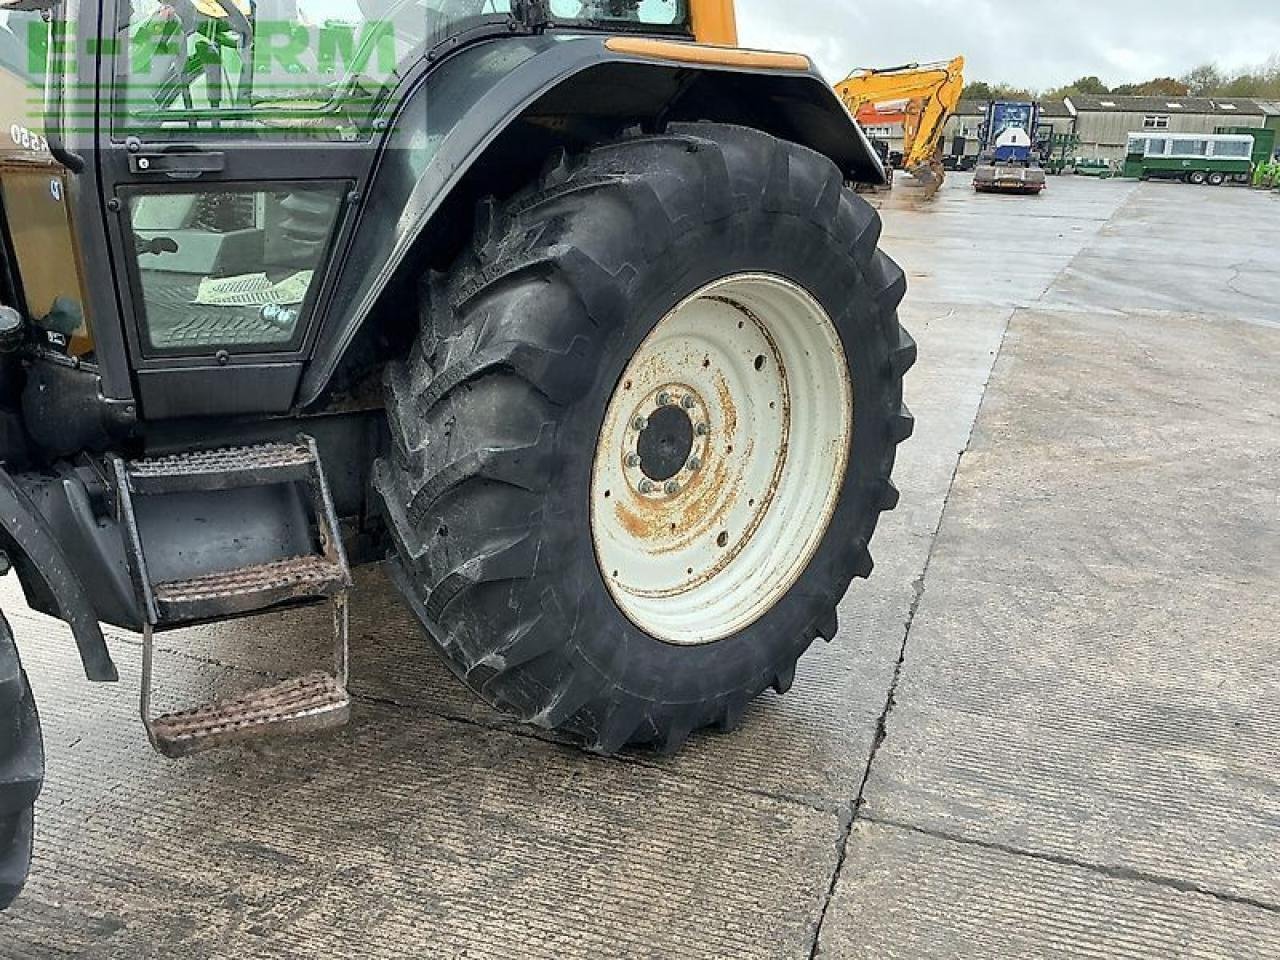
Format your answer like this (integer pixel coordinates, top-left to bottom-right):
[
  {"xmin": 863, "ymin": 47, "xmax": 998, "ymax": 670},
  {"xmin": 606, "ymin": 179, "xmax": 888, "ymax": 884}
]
[{"xmin": 836, "ymin": 56, "xmax": 966, "ymax": 194}]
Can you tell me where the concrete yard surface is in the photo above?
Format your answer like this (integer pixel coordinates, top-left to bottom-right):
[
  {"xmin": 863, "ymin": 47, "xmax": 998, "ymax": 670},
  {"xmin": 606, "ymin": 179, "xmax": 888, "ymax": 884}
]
[{"xmin": 1, "ymin": 174, "xmax": 1278, "ymax": 958}]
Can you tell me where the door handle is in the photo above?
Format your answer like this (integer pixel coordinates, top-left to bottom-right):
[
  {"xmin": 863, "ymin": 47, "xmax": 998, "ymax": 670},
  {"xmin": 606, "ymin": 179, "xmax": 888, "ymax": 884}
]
[{"xmin": 128, "ymin": 152, "xmax": 226, "ymax": 178}]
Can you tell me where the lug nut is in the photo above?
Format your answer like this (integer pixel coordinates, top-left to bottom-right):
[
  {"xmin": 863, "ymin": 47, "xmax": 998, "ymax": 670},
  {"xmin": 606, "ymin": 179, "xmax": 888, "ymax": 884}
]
[
  {"xmin": 665, "ymin": 480, "xmax": 681, "ymax": 495},
  {"xmin": 695, "ymin": 423, "xmax": 709, "ymax": 437},
  {"xmin": 657, "ymin": 391, "xmax": 672, "ymax": 406},
  {"xmin": 639, "ymin": 480, "xmax": 655, "ymax": 494},
  {"xmin": 682, "ymin": 395, "xmax": 696, "ymax": 410},
  {"xmin": 633, "ymin": 416, "xmax": 648, "ymax": 431},
  {"xmin": 687, "ymin": 457, "xmax": 702, "ymax": 472},
  {"xmin": 626, "ymin": 454, "xmax": 641, "ymax": 468}
]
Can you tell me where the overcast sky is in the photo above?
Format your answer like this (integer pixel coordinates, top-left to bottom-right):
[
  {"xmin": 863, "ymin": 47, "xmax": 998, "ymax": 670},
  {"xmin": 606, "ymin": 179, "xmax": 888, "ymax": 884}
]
[{"xmin": 737, "ymin": 0, "xmax": 1280, "ymax": 90}]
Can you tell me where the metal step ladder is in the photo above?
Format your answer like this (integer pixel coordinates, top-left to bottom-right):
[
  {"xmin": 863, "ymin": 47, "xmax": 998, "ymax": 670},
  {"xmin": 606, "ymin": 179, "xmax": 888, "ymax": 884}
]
[{"xmin": 109, "ymin": 437, "xmax": 353, "ymax": 759}]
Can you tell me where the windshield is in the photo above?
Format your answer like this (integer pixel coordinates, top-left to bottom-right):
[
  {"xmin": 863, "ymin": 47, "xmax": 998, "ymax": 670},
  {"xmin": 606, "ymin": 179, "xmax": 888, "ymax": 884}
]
[{"xmin": 112, "ymin": 0, "xmax": 515, "ymax": 139}]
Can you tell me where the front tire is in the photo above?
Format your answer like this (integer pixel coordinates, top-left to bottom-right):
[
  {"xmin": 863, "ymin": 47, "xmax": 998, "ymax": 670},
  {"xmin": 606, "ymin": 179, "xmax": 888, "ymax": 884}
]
[
  {"xmin": 375, "ymin": 123, "xmax": 915, "ymax": 754},
  {"xmin": 0, "ymin": 613, "xmax": 42, "ymax": 909}
]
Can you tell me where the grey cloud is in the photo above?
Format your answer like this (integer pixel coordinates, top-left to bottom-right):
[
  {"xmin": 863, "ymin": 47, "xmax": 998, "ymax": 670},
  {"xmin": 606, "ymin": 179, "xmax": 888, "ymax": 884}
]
[{"xmin": 737, "ymin": 0, "xmax": 1280, "ymax": 90}]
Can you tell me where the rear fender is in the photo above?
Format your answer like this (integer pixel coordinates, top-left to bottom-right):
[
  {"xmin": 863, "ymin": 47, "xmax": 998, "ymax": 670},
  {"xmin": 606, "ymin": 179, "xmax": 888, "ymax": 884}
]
[{"xmin": 300, "ymin": 35, "xmax": 883, "ymax": 407}]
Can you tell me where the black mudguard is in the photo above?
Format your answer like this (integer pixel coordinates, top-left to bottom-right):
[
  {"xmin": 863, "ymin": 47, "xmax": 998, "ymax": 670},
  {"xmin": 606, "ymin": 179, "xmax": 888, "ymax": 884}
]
[{"xmin": 301, "ymin": 34, "xmax": 883, "ymax": 407}]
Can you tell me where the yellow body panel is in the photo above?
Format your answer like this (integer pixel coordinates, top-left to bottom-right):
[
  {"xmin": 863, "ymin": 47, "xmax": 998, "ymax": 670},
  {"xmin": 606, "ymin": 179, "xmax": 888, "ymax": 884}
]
[
  {"xmin": 605, "ymin": 37, "xmax": 809, "ymax": 72},
  {"xmin": 0, "ymin": 59, "xmax": 92, "ymax": 352},
  {"xmin": 689, "ymin": 0, "xmax": 739, "ymax": 46},
  {"xmin": 836, "ymin": 56, "xmax": 966, "ymax": 188}
]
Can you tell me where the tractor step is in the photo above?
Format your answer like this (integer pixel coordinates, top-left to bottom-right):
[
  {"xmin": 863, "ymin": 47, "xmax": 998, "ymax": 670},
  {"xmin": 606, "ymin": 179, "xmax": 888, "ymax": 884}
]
[
  {"xmin": 109, "ymin": 435, "xmax": 353, "ymax": 758},
  {"xmin": 153, "ymin": 556, "xmax": 348, "ymax": 622},
  {"xmin": 126, "ymin": 441, "xmax": 315, "ymax": 495},
  {"xmin": 148, "ymin": 672, "xmax": 351, "ymax": 759}
]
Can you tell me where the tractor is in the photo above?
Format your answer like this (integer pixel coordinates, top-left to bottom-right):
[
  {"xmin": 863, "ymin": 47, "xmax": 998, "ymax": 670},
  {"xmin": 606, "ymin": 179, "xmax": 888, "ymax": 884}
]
[{"xmin": 0, "ymin": 0, "xmax": 914, "ymax": 906}]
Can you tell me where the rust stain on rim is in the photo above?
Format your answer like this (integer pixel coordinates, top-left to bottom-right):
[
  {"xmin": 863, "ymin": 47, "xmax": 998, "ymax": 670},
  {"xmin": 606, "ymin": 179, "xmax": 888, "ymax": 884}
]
[{"xmin": 610, "ymin": 295, "xmax": 790, "ymax": 597}]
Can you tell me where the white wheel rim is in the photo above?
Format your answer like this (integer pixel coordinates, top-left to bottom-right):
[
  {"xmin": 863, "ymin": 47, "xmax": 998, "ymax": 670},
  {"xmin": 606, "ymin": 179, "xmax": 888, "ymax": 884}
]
[{"xmin": 590, "ymin": 274, "xmax": 854, "ymax": 646}]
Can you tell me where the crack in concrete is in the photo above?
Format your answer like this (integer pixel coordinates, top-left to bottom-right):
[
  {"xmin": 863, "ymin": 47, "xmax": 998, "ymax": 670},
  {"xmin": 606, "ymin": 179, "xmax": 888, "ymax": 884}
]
[
  {"xmin": 864, "ymin": 816, "xmax": 1280, "ymax": 918},
  {"xmin": 1033, "ymin": 181, "xmax": 1144, "ymax": 305},
  {"xmin": 804, "ymin": 305, "xmax": 1019, "ymax": 960},
  {"xmin": 1224, "ymin": 261, "xmax": 1272, "ymax": 304},
  {"xmin": 801, "ymin": 547, "xmax": 935, "ymax": 959}
]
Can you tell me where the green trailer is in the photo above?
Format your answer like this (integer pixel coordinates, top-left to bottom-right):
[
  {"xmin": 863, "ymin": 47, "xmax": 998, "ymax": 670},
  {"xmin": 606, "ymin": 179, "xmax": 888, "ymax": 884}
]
[
  {"xmin": 1073, "ymin": 159, "xmax": 1114, "ymax": 179},
  {"xmin": 1216, "ymin": 126, "xmax": 1277, "ymax": 166},
  {"xmin": 1124, "ymin": 133, "xmax": 1255, "ymax": 185}
]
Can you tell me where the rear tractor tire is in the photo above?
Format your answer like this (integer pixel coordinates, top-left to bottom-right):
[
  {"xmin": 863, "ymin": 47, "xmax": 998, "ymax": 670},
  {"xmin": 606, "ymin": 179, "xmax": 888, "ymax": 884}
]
[
  {"xmin": 0, "ymin": 613, "xmax": 43, "ymax": 910},
  {"xmin": 375, "ymin": 123, "xmax": 915, "ymax": 754}
]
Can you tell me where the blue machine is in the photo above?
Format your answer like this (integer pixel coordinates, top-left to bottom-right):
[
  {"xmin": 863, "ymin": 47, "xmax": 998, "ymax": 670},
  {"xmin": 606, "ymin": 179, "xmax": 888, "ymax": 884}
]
[
  {"xmin": 974, "ymin": 101, "xmax": 1047, "ymax": 194},
  {"xmin": 985, "ymin": 101, "xmax": 1040, "ymax": 162}
]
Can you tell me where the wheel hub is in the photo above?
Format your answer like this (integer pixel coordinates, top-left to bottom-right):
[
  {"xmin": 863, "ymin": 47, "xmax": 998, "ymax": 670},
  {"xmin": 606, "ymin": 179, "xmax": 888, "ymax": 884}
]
[
  {"xmin": 637, "ymin": 404, "xmax": 695, "ymax": 483},
  {"xmin": 591, "ymin": 274, "xmax": 853, "ymax": 646},
  {"xmin": 624, "ymin": 386, "xmax": 711, "ymax": 496}
]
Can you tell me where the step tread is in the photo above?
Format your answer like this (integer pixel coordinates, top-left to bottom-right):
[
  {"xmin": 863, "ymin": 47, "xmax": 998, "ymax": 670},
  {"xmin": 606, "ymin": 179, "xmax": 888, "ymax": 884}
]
[
  {"xmin": 153, "ymin": 556, "xmax": 346, "ymax": 608},
  {"xmin": 128, "ymin": 442, "xmax": 313, "ymax": 482},
  {"xmin": 150, "ymin": 672, "xmax": 350, "ymax": 758}
]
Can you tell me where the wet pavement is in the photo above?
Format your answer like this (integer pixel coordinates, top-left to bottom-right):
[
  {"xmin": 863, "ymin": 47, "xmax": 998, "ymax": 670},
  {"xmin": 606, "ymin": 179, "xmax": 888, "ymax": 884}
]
[{"xmin": 2, "ymin": 174, "xmax": 1278, "ymax": 958}]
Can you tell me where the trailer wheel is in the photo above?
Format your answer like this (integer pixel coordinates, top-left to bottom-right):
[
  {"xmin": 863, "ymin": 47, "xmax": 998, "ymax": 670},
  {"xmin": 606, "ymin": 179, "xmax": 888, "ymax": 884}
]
[
  {"xmin": 1207, "ymin": 172, "xmax": 1226, "ymax": 186},
  {"xmin": 375, "ymin": 123, "xmax": 914, "ymax": 754},
  {"xmin": 1189, "ymin": 170, "xmax": 1207, "ymax": 185},
  {"xmin": 0, "ymin": 613, "xmax": 43, "ymax": 910}
]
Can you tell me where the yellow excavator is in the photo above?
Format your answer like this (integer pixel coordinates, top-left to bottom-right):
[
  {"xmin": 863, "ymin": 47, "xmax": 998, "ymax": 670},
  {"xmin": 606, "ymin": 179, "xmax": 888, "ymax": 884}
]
[{"xmin": 837, "ymin": 57, "xmax": 966, "ymax": 196}]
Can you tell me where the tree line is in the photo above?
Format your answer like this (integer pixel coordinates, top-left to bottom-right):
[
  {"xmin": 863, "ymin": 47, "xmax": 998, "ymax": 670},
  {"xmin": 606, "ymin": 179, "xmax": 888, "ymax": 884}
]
[{"xmin": 962, "ymin": 58, "xmax": 1280, "ymax": 103}]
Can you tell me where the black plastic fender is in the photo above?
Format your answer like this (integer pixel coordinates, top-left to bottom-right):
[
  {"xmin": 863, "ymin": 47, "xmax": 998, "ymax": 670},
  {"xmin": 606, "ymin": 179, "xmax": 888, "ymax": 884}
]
[{"xmin": 300, "ymin": 34, "xmax": 883, "ymax": 407}]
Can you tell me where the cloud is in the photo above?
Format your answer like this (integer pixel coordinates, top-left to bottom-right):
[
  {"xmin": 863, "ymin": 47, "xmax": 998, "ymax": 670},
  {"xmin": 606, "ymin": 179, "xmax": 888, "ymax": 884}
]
[{"xmin": 736, "ymin": 0, "xmax": 1280, "ymax": 89}]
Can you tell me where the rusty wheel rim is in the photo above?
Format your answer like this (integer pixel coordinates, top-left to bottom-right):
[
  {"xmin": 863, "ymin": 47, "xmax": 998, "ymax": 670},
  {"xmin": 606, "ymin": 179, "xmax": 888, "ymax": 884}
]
[{"xmin": 590, "ymin": 274, "xmax": 854, "ymax": 646}]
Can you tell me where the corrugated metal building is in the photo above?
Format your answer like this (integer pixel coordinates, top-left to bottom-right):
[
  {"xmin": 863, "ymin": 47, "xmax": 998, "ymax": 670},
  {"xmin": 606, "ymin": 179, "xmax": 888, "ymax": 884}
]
[
  {"xmin": 859, "ymin": 119, "xmax": 905, "ymax": 157},
  {"xmin": 1256, "ymin": 101, "xmax": 1280, "ymax": 136},
  {"xmin": 940, "ymin": 100, "xmax": 986, "ymax": 161},
  {"xmin": 944, "ymin": 100, "xmax": 987, "ymax": 141},
  {"xmin": 1065, "ymin": 95, "xmax": 1268, "ymax": 161}
]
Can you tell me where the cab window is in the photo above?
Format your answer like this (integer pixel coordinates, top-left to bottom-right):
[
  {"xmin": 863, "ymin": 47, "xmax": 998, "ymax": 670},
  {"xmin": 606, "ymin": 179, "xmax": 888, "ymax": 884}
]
[
  {"xmin": 547, "ymin": 0, "xmax": 688, "ymax": 27},
  {"xmin": 126, "ymin": 185, "xmax": 345, "ymax": 353},
  {"xmin": 113, "ymin": 0, "xmax": 516, "ymax": 138}
]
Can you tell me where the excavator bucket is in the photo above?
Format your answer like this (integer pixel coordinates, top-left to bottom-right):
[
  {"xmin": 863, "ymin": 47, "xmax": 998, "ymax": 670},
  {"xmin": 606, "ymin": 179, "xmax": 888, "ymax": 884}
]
[{"xmin": 904, "ymin": 161, "xmax": 945, "ymax": 198}]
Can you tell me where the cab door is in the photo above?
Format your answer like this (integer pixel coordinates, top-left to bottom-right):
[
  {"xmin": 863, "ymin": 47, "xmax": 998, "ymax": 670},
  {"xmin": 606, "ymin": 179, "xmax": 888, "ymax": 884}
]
[{"xmin": 94, "ymin": 0, "xmax": 404, "ymax": 419}]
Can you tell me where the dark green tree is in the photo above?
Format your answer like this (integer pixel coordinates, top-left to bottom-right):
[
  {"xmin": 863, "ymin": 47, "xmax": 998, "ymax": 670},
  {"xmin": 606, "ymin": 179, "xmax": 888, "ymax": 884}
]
[{"xmin": 1183, "ymin": 64, "xmax": 1225, "ymax": 96}]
